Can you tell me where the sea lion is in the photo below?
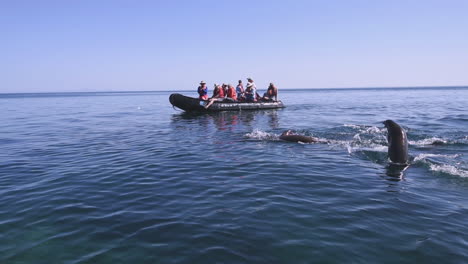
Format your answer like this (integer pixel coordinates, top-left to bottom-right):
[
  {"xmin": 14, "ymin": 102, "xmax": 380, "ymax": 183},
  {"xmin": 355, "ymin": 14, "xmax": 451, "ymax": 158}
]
[
  {"xmin": 280, "ymin": 130, "xmax": 318, "ymax": 143},
  {"xmin": 383, "ymin": 120, "xmax": 408, "ymax": 165}
]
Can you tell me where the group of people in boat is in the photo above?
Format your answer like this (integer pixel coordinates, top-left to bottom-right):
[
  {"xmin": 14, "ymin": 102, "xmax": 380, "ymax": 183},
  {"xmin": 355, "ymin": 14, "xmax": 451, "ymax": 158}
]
[{"xmin": 197, "ymin": 78, "xmax": 278, "ymax": 108}]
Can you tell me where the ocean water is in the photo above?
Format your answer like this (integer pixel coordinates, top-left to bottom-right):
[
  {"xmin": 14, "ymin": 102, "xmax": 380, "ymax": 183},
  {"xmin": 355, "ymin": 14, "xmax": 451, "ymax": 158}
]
[{"xmin": 0, "ymin": 87, "xmax": 467, "ymax": 263}]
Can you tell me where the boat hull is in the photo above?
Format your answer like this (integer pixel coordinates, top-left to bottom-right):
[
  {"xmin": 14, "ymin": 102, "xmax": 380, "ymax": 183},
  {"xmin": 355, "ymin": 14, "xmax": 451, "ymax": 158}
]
[{"xmin": 169, "ymin": 93, "xmax": 285, "ymax": 112}]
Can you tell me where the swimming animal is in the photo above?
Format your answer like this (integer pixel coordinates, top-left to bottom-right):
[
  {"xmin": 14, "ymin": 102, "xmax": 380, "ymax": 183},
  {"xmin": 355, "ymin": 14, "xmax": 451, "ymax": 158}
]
[
  {"xmin": 279, "ymin": 130, "xmax": 318, "ymax": 143},
  {"xmin": 383, "ymin": 120, "xmax": 408, "ymax": 165}
]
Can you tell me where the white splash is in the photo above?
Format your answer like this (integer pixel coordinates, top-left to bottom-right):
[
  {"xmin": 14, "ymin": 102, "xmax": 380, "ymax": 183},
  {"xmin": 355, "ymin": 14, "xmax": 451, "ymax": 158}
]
[
  {"xmin": 353, "ymin": 134, "xmax": 362, "ymax": 141},
  {"xmin": 429, "ymin": 164, "xmax": 468, "ymax": 178},
  {"xmin": 244, "ymin": 129, "xmax": 278, "ymax": 140},
  {"xmin": 343, "ymin": 124, "xmax": 362, "ymax": 129},
  {"xmin": 364, "ymin": 126, "xmax": 384, "ymax": 134},
  {"xmin": 409, "ymin": 137, "xmax": 447, "ymax": 146},
  {"xmin": 344, "ymin": 124, "xmax": 384, "ymax": 134},
  {"xmin": 345, "ymin": 142, "xmax": 387, "ymax": 154},
  {"xmin": 413, "ymin": 153, "xmax": 460, "ymax": 162},
  {"xmin": 454, "ymin": 137, "xmax": 468, "ymax": 144}
]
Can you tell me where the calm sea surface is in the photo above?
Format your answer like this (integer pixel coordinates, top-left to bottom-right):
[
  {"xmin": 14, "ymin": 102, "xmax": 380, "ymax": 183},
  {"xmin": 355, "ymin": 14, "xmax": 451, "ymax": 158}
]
[{"xmin": 1, "ymin": 88, "xmax": 467, "ymax": 263}]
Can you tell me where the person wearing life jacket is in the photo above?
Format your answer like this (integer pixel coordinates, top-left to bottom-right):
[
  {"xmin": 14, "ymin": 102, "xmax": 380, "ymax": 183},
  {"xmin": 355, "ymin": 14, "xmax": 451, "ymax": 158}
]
[
  {"xmin": 204, "ymin": 84, "xmax": 225, "ymax": 109},
  {"xmin": 245, "ymin": 77, "xmax": 257, "ymax": 102},
  {"xmin": 213, "ymin": 84, "xmax": 224, "ymax": 98},
  {"xmin": 236, "ymin": 80, "xmax": 245, "ymax": 100},
  {"xmin": 197, "ymin": 81, "xmax": 208, "ymax": 100},
  {"xmin": 226, "ymin": 84, "xmax": 237, "ymax": 101}
]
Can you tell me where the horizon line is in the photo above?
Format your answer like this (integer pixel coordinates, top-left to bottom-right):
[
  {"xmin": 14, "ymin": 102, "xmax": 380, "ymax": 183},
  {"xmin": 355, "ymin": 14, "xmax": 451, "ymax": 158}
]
[{"xmin": 1, "ymin": 85, "xmax": 467, "ymax": 95}]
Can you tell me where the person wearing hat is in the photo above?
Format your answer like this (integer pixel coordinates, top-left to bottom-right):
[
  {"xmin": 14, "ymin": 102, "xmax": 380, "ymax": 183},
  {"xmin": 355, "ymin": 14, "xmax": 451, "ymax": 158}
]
[
  {"xmin": 245, "ymin": 77, "xmax": 257, "ymax": 102},
  {"xmin": 197, "ymin": 81, "xmax": 208, "ymax": 100}
]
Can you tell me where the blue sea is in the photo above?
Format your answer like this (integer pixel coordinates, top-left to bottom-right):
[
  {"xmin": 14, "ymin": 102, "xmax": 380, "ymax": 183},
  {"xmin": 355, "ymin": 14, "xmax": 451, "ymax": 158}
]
[{"xmin": 1, "ymin": 87, "xmax": 467, "ymax": 263}]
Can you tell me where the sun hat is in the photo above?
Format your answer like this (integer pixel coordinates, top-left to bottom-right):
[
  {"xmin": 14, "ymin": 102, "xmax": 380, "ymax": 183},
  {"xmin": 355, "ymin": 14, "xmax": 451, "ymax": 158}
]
[{"xmin": 200, "ymin": 81, "xmax": 206, "ymax": 84}]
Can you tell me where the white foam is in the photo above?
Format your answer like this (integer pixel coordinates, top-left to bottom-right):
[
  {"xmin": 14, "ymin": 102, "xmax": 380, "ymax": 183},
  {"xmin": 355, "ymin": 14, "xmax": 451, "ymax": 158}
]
[
  {"xmin": 343, "ymin": 124, "xmax": 362, "ymax": 129},
  {"xmin": 343, "ymin": 124, "xmax": 383, "ymax": 134},
  {"xmin": 244, "ymin": 129, "xmax": 278, "ymax": 140},
  {"xmin": 429, "ymin": 164, "xmax": 468, "ymax": 178},
  {"xmin": 364, "ymin": 126, "xmax": 384, "ymax": 134},
  {"xmin": 413, "ymin": 153, "xmax": 460, "ymax": 162},
  {"xmin": 316, "ymin": 138, "xmax": 330, "ymax": 144},
  {"xmin": 413, "ymin": 153, "xmax": 467, "ymax": 177},
  {"xmin": 409, "ymin": 137, "xmax": 447, "ymax": 146},
  {"xmin": 346, "ymin": 145, "xmax": 353, "ymax": 154},
  {"xmin": 346, "ymin": 143, "xmax": 387, "ymax": 154},
  {"xmin": 454, "ymin": 137, "xmax": 468, "ymax": 144}
]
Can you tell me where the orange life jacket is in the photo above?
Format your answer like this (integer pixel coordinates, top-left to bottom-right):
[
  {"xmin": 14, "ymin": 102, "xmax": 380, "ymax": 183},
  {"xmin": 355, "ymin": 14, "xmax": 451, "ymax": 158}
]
[{"xmin": 227, "ymin": 87, "xmax": 237, "ymax": 100}]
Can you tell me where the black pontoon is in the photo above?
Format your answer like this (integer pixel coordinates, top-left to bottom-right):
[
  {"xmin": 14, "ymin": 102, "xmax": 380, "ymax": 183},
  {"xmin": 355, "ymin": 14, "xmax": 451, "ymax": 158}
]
[{"xmin": 169, "ymin": 93, "xmax": 285, "ymax": 112}]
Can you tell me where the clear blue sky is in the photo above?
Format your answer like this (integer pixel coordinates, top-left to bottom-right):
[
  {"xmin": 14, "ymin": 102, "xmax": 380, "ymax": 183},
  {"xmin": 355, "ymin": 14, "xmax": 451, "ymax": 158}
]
[{"xmin": 1, "ymin": 0, "xmax": 467, "ymax": 92}]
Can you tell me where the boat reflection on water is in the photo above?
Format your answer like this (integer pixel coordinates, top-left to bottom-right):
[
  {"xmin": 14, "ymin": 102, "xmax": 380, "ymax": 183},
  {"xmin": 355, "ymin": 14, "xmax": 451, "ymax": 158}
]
[
  {"xmin": 212, "ymin": 111, "xmax": 239, "ymax": 131},
  {"xmin": 171, "ymin": 109, "xmax": 281, "ymax": 132}
]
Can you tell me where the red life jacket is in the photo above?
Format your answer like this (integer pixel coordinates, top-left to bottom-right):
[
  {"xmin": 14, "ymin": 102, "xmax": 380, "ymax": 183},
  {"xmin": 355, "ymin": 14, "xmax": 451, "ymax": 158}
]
[
  {"xmin": 214, "ymin": 87, "xmax": 224, "ymax": 98},
  {"xmin": 218, "ymin": 88, "xmax": 225, "ymax": 98},
  {"xmin": 227, "ymin": 87, "xmax": 237, "ymax": 100}
]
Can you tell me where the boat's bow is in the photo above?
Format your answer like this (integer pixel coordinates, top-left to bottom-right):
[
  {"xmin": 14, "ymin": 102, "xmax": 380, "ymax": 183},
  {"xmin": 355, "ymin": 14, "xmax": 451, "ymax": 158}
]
[{"xmin": 169, "ymin": 93, "xmax": 206, "ymax": 112}]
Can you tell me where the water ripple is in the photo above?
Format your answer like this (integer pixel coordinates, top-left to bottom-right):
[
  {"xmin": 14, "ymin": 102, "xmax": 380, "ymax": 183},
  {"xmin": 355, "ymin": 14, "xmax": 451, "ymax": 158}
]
[{"xmin": 1, "ymin": 89, "xmax": 468, "ymax": 263}]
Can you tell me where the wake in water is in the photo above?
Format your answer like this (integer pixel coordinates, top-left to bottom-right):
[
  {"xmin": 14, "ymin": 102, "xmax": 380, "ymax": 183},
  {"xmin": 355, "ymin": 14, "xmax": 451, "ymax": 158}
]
[
  {"xmin": 342, "ymin": 124, "xmax": 468, "ymax": 178},
  {"xmin": 409, "ymin": 136, "xmax": 468, "ymax": 147},
  {"xmin": 413, "ymin": 154, "xmax": 468, "ymax": 178},
  {"xmin": 244, "ymin": 129, "xmax": 279, "ymax": 141},
  {"xmin": 244, "ymin": 129, "xmax": 328, "ymax": 144},
  {"xmin": 244, "ymin": 124, "xmax": 468, "ymax": 178},
  {"xmin": 409, "ymin": 137, "xmax": 448, "ymax": 146}
]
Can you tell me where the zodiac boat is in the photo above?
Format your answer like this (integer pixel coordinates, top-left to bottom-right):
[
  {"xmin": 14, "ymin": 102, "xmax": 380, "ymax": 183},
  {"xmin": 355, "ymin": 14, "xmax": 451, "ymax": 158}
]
[{"xmin": 169, "ymin": 93, "xmax": 285, "ymax": 112}]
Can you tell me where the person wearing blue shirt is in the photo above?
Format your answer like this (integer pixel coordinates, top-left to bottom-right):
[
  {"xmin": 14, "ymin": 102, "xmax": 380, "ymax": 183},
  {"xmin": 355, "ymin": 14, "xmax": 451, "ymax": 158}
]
[
  {"xmin": 197, "ymin": 81, "xmax": 208, "ymax": 100},
  {"xmin": 236, "ymin": 80, "xmax": 245, "ymax": 100}
]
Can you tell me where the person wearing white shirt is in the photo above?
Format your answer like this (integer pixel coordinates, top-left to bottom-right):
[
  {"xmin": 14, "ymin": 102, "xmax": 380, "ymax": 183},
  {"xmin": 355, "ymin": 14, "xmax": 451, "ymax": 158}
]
[{"xmin": 245, "ymin": 77, "xmax": 257, "ymax": 102}]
